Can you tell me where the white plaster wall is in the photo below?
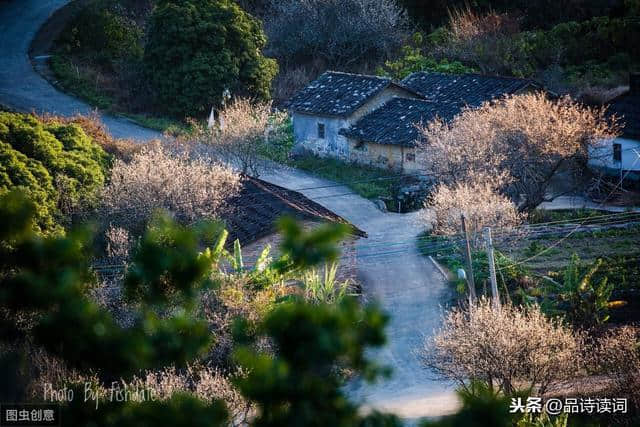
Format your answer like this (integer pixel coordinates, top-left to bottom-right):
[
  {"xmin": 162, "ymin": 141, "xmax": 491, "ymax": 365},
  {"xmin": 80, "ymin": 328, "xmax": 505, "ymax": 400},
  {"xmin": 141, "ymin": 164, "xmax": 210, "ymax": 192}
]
[{"xmin": 588, "ymin": 137, "xmax": 640, "ymax": 173}]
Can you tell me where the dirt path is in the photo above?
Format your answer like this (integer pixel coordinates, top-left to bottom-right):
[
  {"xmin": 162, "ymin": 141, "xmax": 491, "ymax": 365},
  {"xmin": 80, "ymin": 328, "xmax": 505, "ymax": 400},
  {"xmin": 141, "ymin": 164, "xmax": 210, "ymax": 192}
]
[{"xmin": 0, "ymin": 0, "xmax": 459, "ymax": 419}]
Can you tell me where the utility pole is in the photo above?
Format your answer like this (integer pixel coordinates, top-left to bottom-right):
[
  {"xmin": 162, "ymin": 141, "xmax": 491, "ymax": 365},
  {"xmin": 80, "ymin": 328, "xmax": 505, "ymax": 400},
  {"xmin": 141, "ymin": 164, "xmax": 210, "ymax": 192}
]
[
  {"xmin": 483, "ymin": 227, "xmax": 500, "ymax": 309},
  {"xmin": 460, "ymin": 214, "xmax": 477, "ymax": 303}
]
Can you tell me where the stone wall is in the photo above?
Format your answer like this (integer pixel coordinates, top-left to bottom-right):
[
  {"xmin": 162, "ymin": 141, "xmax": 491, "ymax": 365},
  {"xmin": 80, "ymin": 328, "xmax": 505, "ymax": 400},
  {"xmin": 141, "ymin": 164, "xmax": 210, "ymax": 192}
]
[{"xmin": 347, "ymin": 139, "xmax": 421, "ymax": 173}]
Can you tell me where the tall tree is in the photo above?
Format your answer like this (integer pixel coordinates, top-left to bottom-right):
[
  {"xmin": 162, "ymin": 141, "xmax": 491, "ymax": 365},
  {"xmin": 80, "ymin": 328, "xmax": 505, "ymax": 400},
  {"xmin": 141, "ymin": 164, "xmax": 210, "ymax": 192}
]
[{"xmin": 144, "ymin": 0, "xmax": 277, "ymax": 118}]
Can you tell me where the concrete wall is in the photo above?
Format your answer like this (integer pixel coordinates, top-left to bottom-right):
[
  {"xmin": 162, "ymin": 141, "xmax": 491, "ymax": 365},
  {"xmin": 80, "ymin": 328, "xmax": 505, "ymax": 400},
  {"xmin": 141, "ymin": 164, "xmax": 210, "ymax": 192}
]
[
  {"xmin": 291, "ymin": 86, "xmax": 420, "ymax": 164},
  {"xmin": 588, "ymin": 137, "xmax": 640, "ymax": 175},
  {"xmin": 292, "ymin": 113, "xmax": 351, "ymax": 158}
]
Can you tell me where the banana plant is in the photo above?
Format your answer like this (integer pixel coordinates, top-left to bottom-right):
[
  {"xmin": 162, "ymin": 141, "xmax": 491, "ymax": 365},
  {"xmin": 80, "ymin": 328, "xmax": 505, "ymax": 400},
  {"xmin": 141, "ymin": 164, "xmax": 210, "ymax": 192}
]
[{"xmin": 543, "ymin": 254, "xmax": 613, "ymax": 325}]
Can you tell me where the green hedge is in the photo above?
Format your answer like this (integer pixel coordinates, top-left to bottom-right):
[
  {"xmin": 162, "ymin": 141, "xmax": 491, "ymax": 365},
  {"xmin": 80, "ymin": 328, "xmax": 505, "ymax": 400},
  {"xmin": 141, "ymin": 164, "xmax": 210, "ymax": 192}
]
[{"xmin": 0, "ymin": 113, "xmax": 110, "ymax": 232}]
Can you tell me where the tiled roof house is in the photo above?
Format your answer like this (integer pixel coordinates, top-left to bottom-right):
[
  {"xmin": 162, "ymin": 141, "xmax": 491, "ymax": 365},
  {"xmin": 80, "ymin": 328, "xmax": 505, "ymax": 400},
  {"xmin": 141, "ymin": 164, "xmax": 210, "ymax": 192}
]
[
  {"xmin": 288, "ymin": 70, "xmax": 543, "ymax": 173},
  {"xmin": 219, "ymin": 175, "xmax": 366, "ymax": 282}
]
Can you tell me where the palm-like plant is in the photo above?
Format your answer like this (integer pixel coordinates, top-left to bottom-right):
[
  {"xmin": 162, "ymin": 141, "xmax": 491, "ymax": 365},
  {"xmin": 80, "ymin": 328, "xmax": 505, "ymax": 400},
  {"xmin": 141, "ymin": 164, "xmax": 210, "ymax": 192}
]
[
  {"xmin": 302, "ymin": 262, "xmax": 352, "ymax": 304},
  {"xmin": 543, "ymin": 254, "xmax": 613, "ymax": 325}
]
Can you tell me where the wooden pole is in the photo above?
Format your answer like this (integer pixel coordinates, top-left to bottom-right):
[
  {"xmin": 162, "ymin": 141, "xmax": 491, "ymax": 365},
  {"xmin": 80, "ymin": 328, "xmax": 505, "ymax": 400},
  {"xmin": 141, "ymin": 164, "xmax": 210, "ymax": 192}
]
[
  {"xmin": 483, "ymin": 227, "xmax": 500, "ymax": 309},
  {"xmin": 461, "ymin": 214, "xmax": 477, "ymax": 302}
]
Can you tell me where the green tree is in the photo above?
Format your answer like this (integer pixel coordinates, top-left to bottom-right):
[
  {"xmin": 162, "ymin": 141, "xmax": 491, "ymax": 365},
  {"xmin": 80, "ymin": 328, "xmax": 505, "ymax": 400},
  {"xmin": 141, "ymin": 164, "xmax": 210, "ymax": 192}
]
[
  {"xmin": 1, "ymin": 192, "xmax": 397, "ymax": 426},
  {"xmin": 377, "ymin": 33, "xmax": 475, "ymax": 79},
  {"xmin": 144, "ymin": 0, "xmax": 278, "ymax": 118},
  {"xmin": 234, "ymin": 299, "xmax": 398, "ymax": 427}
]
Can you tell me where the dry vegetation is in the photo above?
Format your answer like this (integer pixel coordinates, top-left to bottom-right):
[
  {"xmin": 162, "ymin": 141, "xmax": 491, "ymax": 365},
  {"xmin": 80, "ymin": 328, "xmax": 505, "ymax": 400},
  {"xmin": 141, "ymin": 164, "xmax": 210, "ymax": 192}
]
[
  {"xmin": 418, "ymin": 92, "xmax": 620, "ymax": 221},
  {"xmin": 421, "ymin": 299, "xmax": 584, "ymax": 396},
  {"xmin": 197, "ymin": 98, "xmax": 288, "ymax": 176},
  {"xmin": 438, "ymin": 7, "xmax": 521, "ymax": 75},
  {"xmin": 101, "ymin": 143, "xmax": 240, "ymax": 231},
  {"xmin": 421, "ymin": 179, "xmax": 523, "ymax": 239},
  {"xmin": 593, "ymin": 326, "xmax": 640, "ymax": 411}
]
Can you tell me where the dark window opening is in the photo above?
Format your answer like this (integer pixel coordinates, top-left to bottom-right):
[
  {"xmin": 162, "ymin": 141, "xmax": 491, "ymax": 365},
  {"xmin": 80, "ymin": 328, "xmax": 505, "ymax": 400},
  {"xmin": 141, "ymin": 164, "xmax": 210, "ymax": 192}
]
[
  {"xmin": 317, "ymin": 123, "xmax": 325, "ymax": 139},
  {"xmin": 406, "ymin": 152, "xmax": 415, "ymax": 162},
  {"xmin": 613, "ymin": 143, "xmax": 622, "ymax": 162}
]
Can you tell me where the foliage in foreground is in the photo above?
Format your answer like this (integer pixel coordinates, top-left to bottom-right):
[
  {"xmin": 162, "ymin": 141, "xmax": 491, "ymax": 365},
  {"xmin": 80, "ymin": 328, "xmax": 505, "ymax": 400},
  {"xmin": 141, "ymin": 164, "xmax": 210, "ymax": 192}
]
[
  {"xmin": 0, "ymin": 112, "xmax": 109, "ymax": 232},
  {"xmin": 144, "ymin": 0, "xmax": 277, "ymax": 118},
  {"xmin": 420, "ymin": 380, "xmax": 570, "ymax": 427},
  {"xmin": 0, "ymin": 191, "xmax": 396, "ymax": 426}
]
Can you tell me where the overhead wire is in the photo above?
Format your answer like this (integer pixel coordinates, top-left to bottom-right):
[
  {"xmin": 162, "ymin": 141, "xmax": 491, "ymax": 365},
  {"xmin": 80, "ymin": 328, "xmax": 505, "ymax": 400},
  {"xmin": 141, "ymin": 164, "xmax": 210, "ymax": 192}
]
[{"xmin": 494, "ymin": 151, "xmax": 640, "ymax": 270}]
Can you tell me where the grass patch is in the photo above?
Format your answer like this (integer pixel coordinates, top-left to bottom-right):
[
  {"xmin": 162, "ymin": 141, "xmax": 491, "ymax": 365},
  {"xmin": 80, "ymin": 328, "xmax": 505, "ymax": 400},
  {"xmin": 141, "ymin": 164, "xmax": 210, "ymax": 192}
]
[
  {"xmin": 50, "ymin": 55, "xmax": 115, "ymax": 110},
  {"xmin": 528, "ymin": 208, "xmax": 612, "ymax": 224},
  {"xmin": 289, "ymin": 155, "xmax": 399, "ymax": 200},
  {"xmin": 119, "ymin": 113, "xmax": 188, "ymax": 134}
]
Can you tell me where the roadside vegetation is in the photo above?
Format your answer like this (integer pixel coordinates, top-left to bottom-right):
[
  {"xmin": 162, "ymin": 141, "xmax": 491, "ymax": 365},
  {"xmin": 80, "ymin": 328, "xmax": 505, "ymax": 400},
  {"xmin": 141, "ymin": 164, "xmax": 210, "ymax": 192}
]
[{"xmin": 44, "ymin": 0, "xmax": 639, "ymax": 131}]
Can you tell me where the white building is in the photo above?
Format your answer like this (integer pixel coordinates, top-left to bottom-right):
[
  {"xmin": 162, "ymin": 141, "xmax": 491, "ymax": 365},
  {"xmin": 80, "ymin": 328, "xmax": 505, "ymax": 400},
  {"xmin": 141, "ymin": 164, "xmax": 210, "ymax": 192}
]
[{"xmin": 588, "ymin": 73, "xmax": 640, "ymax": 181}]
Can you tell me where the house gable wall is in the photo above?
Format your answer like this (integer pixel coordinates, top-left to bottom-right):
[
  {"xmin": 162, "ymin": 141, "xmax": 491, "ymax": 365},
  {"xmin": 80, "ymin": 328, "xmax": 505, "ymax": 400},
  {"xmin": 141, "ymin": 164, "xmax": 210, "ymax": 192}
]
[{"xmin": 291, "ymin": 85, "xmax": 420, "ymax": 160}]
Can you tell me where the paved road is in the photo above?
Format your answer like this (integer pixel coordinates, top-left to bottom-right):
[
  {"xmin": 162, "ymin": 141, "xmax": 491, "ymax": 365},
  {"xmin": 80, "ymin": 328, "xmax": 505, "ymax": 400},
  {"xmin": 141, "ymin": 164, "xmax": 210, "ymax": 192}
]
[
  {"xmin": 0, "ymin": 0, "xmax": 458, "ymax": 418},
  {"xmin": 0, "ymin": 0, "xmax": 158, "ymax": 140}
]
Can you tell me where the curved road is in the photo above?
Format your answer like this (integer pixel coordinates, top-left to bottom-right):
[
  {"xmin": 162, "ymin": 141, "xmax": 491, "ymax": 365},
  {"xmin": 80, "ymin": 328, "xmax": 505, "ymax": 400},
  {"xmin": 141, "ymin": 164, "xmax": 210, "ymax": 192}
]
[{"xmin": 0, "ymin": 0, "xmax": 457, "ymax": 419}]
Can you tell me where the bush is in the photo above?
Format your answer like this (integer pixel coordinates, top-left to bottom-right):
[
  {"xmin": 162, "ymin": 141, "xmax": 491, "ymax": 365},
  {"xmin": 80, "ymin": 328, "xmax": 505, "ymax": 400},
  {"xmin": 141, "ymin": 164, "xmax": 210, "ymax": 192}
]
[
  {"xmin": 143, "ymin": 0, "xmax": 277, "ymax": 118},
  {"xmin": 57, "ymin": 0, "xmax": 143, "ymax": 63},
  {"xmin": 594, "ymin": 326, "xmax": 640, "ymax": 413},
  {"xmin": 198, "ymin": 98, "xmax": 288, "ymax": 176},
  {"xmin": 265, "ymin": 0, "xmax": 409, "ymax": 67},
  {"xmin": 378, "ymin": 33, "xmax": 475, "ymax": 79},
  {"xmin": 100, "ymin": 143, "xmax": 240, "ymax": 233},
  {"xmin": 0, "ymin": 112, "xmax": 109, "ymax": 232},
  {"xmin": 422, "ymin": 180, "xmax": 523, "ymax": 239},
  {"xmin": 421, "ymin": 299, "xmax": 583, "ymax": 396}
]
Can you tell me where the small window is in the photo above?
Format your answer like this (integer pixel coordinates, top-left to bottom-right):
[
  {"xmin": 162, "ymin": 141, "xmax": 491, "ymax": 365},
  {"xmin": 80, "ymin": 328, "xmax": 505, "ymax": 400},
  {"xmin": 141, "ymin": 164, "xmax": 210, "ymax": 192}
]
[
  {"xmin": 406, "ymin": 152, "xmax": 415, "ymax": 162},
  {"xmin": 317, "ymin": 123, "xmax": 325, "ymax": 139},
  {"xmin": 613, "ymin": 143, "xmax": 622, "ymax": 162}
]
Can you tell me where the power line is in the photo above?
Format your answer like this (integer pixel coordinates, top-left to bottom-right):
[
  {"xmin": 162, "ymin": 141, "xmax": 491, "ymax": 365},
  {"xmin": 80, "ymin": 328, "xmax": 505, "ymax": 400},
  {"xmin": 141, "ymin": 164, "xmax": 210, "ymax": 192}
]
[{"xmin": 495, "ymin": 151, "xmax": 640, "ymax": 270}]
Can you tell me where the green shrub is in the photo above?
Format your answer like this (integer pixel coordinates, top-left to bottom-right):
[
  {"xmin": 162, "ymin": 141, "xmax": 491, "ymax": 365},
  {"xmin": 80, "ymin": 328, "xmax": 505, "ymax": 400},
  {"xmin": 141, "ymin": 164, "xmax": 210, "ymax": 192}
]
[
  {"xmin": 143, "ymin": 0, "xmax": 277, "ymax": 118},
  {"xmin": 543, "ymin": 254, "xmax": 613, "ymax": 326},
  {"xmin": 378, "ymin": 33, "xmax": 475, "ymax": 79},
  {"xmin": 57, "ymin": 0, "xmax": 143, "ymax": 63},
  {"xmin": 0, "ymin": 113, "xmax": 109, "ymax": 232}
]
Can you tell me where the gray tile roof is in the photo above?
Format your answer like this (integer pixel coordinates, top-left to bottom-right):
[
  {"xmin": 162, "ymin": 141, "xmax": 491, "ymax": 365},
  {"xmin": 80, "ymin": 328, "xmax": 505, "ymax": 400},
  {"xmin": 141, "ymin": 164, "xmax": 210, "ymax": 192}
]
[
  {"xmin": 340, "ymin": 97, "xmax": 464, "ymax": 147},
  {"xmin": 288, "ymin": 71, "xmax": 395, "ymax": 117},
  {"xmin": 402, "ymin": 72, "xmax": 540, "ymax": 107},
  {"xmin": 221, "ymin": 175, "xmax": 366, "ymax": 248}
]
